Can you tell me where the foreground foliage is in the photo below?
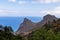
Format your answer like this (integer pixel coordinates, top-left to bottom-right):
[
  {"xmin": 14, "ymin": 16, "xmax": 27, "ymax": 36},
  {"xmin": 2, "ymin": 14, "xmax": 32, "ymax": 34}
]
[
  {"xmin": 28, "ymin": 18, "xmax": 60, "ymax": 40},
  {"xmin": 0, "ymin": 26, "xmax": 23, "ymax": 40}
]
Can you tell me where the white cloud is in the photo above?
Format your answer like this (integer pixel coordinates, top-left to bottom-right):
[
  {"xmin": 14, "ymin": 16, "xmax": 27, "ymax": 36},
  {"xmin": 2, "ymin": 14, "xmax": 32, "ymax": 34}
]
[
  {"xmin": 31, "ymin": 0, "xmax": 60, "ymax": 4},
  {"xmin": 0, "ymin": 9, "xmax": 19, "ymax": 16},
  {"xmin": 8, "ymin": 0, "xmax": 60, "ymax": 4},
  {"xmin": 0, "ymin": 6, "xmax": 60, "ymax": 17},
  {"xmin": 0, "ymin": 9, "xmax": 41, "ymax": 17},
  {"xmin": 40, "ymin": 6, "xmax": 60, "ymax": 17},
  {"xmin": 54, "ymin": 7, "xmax": 60, "ymax": 13},
  {"xmin": 8, "ymin": 0, "xmax": 16, "ymax": 2},
  {"xmin": 19, "ymin": 1, "xmax": 27, "ymax": 5}
]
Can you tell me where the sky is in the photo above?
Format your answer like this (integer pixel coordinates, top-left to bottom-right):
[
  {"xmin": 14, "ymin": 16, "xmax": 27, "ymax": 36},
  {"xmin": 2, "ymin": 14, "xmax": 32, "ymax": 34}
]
[{"xmin": 0, "ymin": 0, "xmax": 60, "ymax": 17}]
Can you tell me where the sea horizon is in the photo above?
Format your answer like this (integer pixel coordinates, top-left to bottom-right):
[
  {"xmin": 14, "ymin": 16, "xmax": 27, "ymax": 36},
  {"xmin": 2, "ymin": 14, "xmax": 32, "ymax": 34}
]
[{"xmin": 0, "ymin": 17, "xmax": 42, "ymax": 32}]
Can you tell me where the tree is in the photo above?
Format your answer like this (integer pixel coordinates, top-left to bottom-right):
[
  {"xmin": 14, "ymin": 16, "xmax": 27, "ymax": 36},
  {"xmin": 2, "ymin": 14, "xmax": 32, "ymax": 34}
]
[
  {"xmin": 0, "ymin": 25, "xmax": 4, "ymax": 31},
  {"xmin": 46, "ymin": 30, "xmax": 55, "ymax": 40},
  {"xmin": 55, "ymin": 32, "xmax": 60, "ymax": 40},
  {"xmin": 28, "ymin": 27, "xmax": 47, "ymax": 40},
  {"xmin": 8, "ymin": 26, "xmax": 13, "ymax": 32}
]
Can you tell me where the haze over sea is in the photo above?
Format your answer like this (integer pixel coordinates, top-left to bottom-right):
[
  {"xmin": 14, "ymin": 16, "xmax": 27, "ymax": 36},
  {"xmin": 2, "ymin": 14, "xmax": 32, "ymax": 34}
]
[{"xmin": 0, "ymin": 17, "xmax": 42, "ymax": 32}]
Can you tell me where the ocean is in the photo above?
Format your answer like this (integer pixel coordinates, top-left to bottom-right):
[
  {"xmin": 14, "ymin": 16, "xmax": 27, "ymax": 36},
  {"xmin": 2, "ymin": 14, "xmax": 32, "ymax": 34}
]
[{"xmin": 0, "ymin": 17, "xmax": 42, "ymax": 32}]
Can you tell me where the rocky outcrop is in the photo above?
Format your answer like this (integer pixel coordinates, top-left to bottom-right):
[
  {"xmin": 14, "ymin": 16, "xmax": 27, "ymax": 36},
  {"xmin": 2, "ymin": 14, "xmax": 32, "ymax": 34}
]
[
  {"xmin": 37, "ymin": 14, "xmax": 57, "ymax": 27},
  {"xmin": 16, "ymin": 18, "xmax": 36, "ymax": 35},
  {"xmin": 16, "ymin": 14, "xmax": 57, "ymax": 35}
]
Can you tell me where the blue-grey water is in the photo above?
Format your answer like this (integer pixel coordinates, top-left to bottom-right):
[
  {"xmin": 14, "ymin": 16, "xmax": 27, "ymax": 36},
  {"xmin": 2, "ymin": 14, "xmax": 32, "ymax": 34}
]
[{"xmin": 0, "ymin": 17, "xmax": 42, "ymax": 32}]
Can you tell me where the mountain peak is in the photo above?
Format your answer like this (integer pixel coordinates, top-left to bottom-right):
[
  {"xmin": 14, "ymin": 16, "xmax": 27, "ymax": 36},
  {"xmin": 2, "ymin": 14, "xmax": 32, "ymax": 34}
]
[
  {"xmin": 45, "ymin": 14, "xmax": 53, "ymax": 16},
  {"xmin": 24, "ymin": 18, "xmax": 29, "ymax": 22},
  {"xmin": 43, "ymin": 14, "xmax": 57, "ymax": 21},
  {"xmin": 16, "ymin": 18, "xmax": 35, "ymax": 35},
  {"xmin": 23, "ymin": 18, "xmax": 32, "ymax": 24}
]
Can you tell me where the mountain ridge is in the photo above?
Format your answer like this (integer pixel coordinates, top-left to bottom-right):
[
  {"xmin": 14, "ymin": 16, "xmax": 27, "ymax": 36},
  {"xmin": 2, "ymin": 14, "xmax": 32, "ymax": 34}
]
[{"xmin": 16, "ymin": 14, "xmax": 58, "ymax": 35}]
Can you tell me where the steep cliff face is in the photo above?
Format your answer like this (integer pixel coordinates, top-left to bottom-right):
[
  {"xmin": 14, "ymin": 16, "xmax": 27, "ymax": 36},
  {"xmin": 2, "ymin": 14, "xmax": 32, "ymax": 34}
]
[
  {"xmin": 37, "ymin": 14, "xmax": 57, "ymax": 27},
  {"xmin": 43, "ymin": 14, "xmax": 57, "ymax": 22},
  {"xmin": 16, "ymin": 18, "xmax": 36, "ymax": 35},
  {"xmin": 16, "ymin": 14, "xmax": 57, "ymax": 35}
]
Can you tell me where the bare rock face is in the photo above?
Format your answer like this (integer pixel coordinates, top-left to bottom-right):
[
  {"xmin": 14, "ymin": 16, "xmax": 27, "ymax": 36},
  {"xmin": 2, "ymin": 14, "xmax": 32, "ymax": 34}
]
[
  {"xmin": 16, "ymin": 18, "xmax": 36, "ymax": 35},
  {"xmin": 37, "ymin": 14, "xmax": 57, "ymax": 28},
  {"xmin": 16, "ymin": 14, "xmax": 57, "ymax": 35},
  {"xmin": 43, "ymin": 14, "xmax": 57, "ymax": 21}
]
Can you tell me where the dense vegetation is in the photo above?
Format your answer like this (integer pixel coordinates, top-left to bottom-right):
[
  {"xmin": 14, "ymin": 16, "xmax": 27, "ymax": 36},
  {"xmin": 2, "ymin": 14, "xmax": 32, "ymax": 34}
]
[
  {"xmin": 0, "ymin": 25, "xmax": 23, "ymax": 40},
  {"xmin": 0, "ymin": 18, "xmax": 60, "ymax": 40},
  {"xmin": 28, "ymin": 18, "xmax": 60, "ymax": 40}
]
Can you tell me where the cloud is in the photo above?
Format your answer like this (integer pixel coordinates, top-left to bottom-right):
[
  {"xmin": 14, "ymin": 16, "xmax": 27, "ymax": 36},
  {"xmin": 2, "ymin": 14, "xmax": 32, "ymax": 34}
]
[
  {"xmin": 32, "ymin": 0, "xmax": 60, "ymax": 4},
  {"xmin": 8, "ymin": 0, "xmax": 16, "ymax": 2},
  {"xmin": 40, "ymin": 6, "xmax": 60, "ymax": 17},
  {"xmin": 18, "ymin": 0, "xmax": 60, "ymax": 4},
  {"xmin": 0, "ymin": 6, "xmax": 60, "ymax": 17},
  {"xmin": 19, "ymin": 1, "xmax": 27, "ymax": 5},
  {"xmin": 0, "ymin": 9, "xmax": 19, "ymax": 16},
  {"xmin": 54, "ymin": 7, "xmax": 60, "ymax": 14},
  {"xmin": 0, "ymin": 9, "xmax": 40, "ymax": 17},
  {"xmin": 8, "ymin": 0, "xmax": 60, "ymax": 4}
]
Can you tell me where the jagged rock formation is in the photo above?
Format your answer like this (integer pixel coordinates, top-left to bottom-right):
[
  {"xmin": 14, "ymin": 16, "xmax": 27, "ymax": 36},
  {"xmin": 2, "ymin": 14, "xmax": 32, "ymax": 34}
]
[
  {"xmin": 16, "ymin": 18, "xmax": 36, "ymax": 35},
  {"xmin": 37, "ymin": 14, "xmax": 57, "ymax": 27},
  {"xmin": 16, "ymin": 14, "xmax": 57, "ymax": 35}
]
